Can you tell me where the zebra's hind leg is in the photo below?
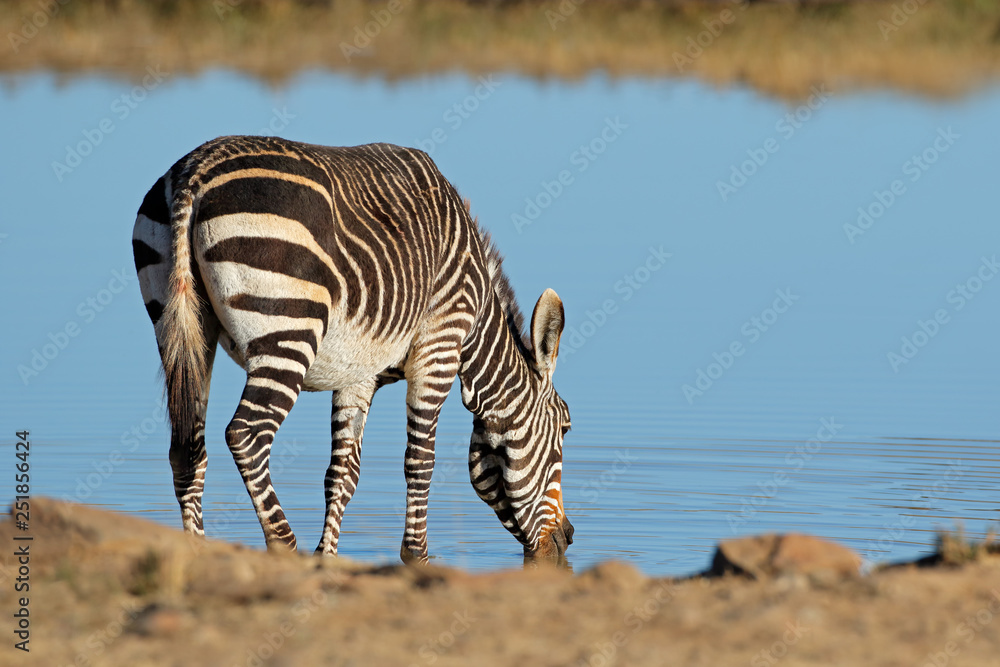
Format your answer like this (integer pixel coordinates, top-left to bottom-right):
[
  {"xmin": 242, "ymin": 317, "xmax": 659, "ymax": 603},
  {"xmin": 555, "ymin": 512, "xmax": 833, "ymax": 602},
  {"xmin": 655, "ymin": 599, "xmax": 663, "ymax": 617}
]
[
  {"xmin": 226, "ymin": 359, "xmax": 308, "ymax": 552},
  {"xmin": 315, "ymin": 379, "xmax": 378, "ymax": 556},
  {"xmin": 169, "ymin": 328, "xmax": 219, "ymax": 536},
  {"xmin": 134, "ymin": 205, "xmax": 221, "ymax": 538}
]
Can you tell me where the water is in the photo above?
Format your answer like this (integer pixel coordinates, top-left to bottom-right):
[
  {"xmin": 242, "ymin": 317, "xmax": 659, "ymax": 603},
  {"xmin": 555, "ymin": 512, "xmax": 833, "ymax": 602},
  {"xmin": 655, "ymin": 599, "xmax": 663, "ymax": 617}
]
[{"xmin": 2, "ymin": 71, "xmax": 998, "ymax": 576}]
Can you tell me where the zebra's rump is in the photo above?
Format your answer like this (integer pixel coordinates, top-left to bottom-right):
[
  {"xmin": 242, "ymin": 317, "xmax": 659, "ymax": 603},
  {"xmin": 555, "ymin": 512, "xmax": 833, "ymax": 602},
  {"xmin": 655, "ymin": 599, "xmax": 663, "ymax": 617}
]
[{"xmin": 134, "ymin": 136, "xmax": 477, "ymax": 391}]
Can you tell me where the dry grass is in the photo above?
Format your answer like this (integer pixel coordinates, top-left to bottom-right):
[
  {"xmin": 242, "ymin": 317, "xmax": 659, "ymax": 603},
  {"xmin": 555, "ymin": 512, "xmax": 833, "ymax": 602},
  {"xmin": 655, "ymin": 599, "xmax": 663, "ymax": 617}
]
[
  {"xmin": 935, "ymin": 527, "xmax": 1000, "ymax": 566},
  {"xmin": 2, "ymin": 0, "xmax": 1000, "ymax": 98},
  {"xmin": 8, "ymin": 498, "xmax": 1000, "ymax": 666}
]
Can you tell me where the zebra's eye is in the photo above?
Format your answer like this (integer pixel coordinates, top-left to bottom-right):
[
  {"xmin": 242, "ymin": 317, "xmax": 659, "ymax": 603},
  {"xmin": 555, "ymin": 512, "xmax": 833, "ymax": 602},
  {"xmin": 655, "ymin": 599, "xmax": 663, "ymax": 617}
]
[{"xmin": 561, "ymin": 423, "xmax": 571, "ymax": 436}]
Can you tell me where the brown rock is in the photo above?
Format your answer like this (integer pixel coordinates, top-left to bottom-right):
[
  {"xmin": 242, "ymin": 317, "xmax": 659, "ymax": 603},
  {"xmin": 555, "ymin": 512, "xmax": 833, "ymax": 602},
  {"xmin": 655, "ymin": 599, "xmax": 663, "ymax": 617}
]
[
  {"xmin": 772, "ymin": 533, "xmax": 862, "ymax": 577},
  {"xmin": 577, "ymin": 560, "xmax": 646, "ymax": 594},
  {"xmin": 707, "ymin": 533, "xmax": 860, "ymax": 579}
]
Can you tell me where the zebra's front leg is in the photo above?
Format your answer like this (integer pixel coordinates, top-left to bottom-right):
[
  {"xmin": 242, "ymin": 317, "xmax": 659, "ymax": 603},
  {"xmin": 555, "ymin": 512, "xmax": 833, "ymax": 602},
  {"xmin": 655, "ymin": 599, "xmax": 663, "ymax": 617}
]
[
  {"xmin": 400, "ymin": 353, "xmax": 461, "ymax": 564},
  {"xmin": 315, "ymin": 379, "xmax": 377, "ymax": 556}
]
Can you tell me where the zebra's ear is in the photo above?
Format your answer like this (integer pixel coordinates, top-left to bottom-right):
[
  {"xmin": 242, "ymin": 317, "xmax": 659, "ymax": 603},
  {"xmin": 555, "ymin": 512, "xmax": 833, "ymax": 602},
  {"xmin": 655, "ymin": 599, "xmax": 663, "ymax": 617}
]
[{"xmin": 530, "ymin": 288, "xmax": 564, "ymax": 379}]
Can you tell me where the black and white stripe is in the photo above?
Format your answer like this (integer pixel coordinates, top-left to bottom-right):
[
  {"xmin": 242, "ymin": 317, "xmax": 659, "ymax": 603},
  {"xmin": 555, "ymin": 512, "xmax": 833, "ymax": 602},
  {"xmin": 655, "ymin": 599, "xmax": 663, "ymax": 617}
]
[{"xmin": 133, "ymin": 135, "xmax": 573, "ymax": 562}]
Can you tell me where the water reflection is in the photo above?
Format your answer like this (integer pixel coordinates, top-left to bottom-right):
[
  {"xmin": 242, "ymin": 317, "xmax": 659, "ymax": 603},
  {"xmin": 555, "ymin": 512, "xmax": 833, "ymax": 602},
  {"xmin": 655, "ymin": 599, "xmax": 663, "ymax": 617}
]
[{"xmin": 2, "ymin": 71, "xmax": 999, "ymax": 575}]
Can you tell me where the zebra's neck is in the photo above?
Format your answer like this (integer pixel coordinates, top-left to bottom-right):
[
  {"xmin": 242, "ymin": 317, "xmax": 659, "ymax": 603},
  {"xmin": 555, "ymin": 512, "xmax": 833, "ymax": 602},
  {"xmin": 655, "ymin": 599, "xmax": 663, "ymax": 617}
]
[{"xmin": 459, "ymin": 290, "xmax": 536, "ymax": 426}]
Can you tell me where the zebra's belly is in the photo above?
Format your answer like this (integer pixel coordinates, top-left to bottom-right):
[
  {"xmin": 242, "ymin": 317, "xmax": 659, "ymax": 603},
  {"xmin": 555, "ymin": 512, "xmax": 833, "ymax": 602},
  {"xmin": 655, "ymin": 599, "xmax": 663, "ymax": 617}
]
[
  {"xmin": 301, "ymin": 326, "xmax": 410, "ymax": 392},
  {"xmin": 216, "ymin": 319, "xmax": 410, "ymax": 392}
]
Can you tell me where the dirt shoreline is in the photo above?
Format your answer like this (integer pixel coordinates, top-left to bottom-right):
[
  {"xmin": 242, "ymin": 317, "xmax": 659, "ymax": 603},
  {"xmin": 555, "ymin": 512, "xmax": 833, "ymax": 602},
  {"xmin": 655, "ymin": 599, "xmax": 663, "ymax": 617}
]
[
  {"xmin": 3, "ymin": 0, "xmax": 1000, "ymax": 99},
  {"xmin": 2, "ymin": 498, "xmax": 999, "ymax": 666}
]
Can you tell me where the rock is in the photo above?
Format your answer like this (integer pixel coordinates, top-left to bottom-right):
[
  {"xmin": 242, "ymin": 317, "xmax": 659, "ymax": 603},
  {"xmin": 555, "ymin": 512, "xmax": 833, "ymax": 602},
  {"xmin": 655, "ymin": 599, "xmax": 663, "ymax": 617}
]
[
  {"xmin": 577, "ymin": 560, "xmax": 646, "ymax": 594},
  {"xmin": 706, "ymin": 533, "xmax": 861, "ymax": 579}
]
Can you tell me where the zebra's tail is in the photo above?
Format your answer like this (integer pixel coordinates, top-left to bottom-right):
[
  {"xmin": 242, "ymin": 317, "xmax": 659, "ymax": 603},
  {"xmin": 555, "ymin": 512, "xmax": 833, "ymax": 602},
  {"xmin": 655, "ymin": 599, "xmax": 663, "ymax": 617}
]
[{"xmin": 156, "ymin": 187, "xmax": 207, "ymax": 440}]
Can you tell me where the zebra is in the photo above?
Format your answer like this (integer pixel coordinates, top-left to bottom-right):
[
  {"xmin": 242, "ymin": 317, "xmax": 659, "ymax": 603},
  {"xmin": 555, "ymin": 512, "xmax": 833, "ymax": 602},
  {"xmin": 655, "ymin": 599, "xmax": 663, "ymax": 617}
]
[{"xmin": 131, "ymin": 135, "xmax": 574, "ymax": 563}]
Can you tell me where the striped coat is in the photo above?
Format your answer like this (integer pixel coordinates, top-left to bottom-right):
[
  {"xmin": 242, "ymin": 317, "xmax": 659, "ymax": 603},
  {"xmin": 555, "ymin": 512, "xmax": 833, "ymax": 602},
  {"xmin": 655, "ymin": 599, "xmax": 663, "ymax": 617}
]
[{"xmin": 132, "ymin": 136, "xmax": 573, "ymax": 562}]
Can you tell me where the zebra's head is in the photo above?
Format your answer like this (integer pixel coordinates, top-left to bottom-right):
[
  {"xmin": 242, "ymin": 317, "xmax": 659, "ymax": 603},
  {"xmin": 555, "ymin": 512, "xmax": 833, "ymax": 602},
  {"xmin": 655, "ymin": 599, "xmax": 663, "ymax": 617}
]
[{"xmin": 470, "ymin": 288, "xmax": 574, "ymax": 563}]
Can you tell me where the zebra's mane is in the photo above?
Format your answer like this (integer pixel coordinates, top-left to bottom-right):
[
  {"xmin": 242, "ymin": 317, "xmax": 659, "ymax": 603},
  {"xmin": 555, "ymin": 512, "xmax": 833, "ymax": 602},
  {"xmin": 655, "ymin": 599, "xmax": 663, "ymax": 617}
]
[{"xmin": 468, "ymin": 205, "xmax": 531, "ymax": 353}]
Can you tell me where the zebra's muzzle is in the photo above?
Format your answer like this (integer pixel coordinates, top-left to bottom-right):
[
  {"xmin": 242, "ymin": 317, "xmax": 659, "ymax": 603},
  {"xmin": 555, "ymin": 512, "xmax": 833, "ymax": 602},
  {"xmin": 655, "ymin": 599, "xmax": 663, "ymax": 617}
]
[
  {"xmin": 524, "ymin": 517, "xmax": 574, "ymax": 563},
  {"xmin": 562, "ymin": 517, "xmax": 575, "ymax": 545}
]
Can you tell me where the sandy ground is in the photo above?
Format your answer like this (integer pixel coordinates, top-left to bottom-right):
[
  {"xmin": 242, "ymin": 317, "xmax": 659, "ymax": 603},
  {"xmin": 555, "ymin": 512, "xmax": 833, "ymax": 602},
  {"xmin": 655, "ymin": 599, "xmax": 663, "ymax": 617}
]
[{"xmin": 1, "ymin": 499, "xmax": 999, "ymax": 667}]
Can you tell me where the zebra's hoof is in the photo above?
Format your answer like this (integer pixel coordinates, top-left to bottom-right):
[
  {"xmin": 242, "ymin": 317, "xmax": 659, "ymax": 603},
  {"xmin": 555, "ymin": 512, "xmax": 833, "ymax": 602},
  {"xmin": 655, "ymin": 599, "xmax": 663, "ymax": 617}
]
[
  {"xmin": 400, "ymin": 546, "xmax": 429, "ymax": 565},
  {"xmin": 313, "ymin": 548, "xmax": 339, "ymax": 558},
  {"xmin": 265, "ymin": 538, "xmax": 298, "ymax": 556}
]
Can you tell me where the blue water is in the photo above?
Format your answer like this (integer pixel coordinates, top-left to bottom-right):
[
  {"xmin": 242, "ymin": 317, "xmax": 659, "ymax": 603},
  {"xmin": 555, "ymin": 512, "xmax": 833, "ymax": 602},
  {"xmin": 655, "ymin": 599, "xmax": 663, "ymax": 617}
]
[{"xmin": 1, "ymin": 71, "xmax": 998, "ymax": 575}]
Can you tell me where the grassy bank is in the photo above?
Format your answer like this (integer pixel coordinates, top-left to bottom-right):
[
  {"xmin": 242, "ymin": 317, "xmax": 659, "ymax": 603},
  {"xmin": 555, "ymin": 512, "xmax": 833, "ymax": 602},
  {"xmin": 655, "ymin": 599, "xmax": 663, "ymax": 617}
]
[{"xmin": 2, "ymin": 0, "xmax": 1000, "ymax": 98}]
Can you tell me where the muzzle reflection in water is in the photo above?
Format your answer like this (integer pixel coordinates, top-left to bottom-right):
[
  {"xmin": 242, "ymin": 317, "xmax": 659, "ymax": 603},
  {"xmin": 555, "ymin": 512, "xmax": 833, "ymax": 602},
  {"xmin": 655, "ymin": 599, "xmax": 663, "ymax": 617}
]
[{"xmin": 523, "ymin": 517, "xmax": 574, "ymax": 570}]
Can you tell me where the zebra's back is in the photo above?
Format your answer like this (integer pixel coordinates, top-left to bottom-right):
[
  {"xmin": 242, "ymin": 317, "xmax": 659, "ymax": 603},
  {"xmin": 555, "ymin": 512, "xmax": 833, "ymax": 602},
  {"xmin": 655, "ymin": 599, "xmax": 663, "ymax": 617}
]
[{"xmin": 134, "ymin": 136, "xmax": 481, "ymax": 391}]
